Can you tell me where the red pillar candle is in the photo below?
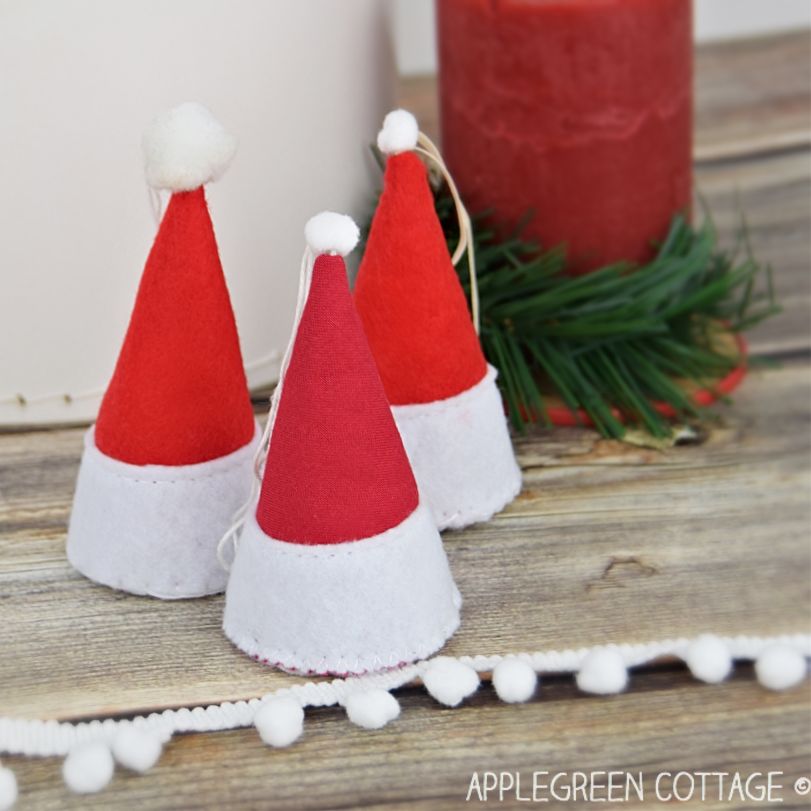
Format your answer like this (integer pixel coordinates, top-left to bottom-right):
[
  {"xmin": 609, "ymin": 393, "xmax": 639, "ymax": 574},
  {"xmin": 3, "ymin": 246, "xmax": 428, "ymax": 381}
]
[{"xmin": 438, "ymin": 0, "xmax": 693, "ymax": 273}]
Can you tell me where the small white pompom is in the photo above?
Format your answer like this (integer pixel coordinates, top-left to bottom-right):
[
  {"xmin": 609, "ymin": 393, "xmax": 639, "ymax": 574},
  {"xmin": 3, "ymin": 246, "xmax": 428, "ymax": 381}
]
[
  {"xmin": 377, "ymin": 109, "xmax": 419, "ymax": 155},
  {"xmin": 492, "ymin": 659, "xmax": 537, "ymax": 703},
  {"xmin": 254, "ymin": 695, "xmax": 304, "ymax": 748},
  {"xmin": 62, "ymin": 742, "xmax": 114, "ymax": 794},
  {"xmin": 304, "ymin": 211, "xmax": 360, "ymax": 257},
  {"xmin": 684, "ymin": 635, "xmax": 732, "ymax": 684},
  {"xmin": 755, "ymin": 645, "xmax": 807, "ymax": 691},
  {"xmin": 143, "ymin": 102, "xmax": 236, "ymax": 191},
  {"xmin": 345, "ymin": 689, "xmax": 400, "ymax": 730},
  {"xmin": 576, "ymin": 648, "xmax": 628, "ymax": 695},
  {"xmin": 111, "ymin": 726, "xmax": 163, "ymax": 773},
  {"xmin": 0, "ymin": 765, "xmax": 17, "ymax": 811},
  {"xmin": 423, "ymin": 657, "xmax": 480, "ymax": 707}
]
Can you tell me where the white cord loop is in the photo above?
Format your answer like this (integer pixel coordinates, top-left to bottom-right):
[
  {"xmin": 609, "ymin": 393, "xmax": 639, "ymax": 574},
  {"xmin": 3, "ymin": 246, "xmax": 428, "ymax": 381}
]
[
  {"xmin": 414, "ymin": 132, "xmax": 480, "ymax": 334},
  {"xmin": 216, "ymin": 246, "xmax": 316, "ymax": 570},
  {"xmin": 147, "ymin": 186, "xmax": 163, "ymax": 227}
]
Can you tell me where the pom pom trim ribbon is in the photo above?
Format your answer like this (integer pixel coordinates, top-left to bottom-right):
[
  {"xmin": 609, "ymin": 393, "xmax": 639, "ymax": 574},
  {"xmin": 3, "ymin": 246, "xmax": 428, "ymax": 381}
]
[
  {"xmin": 1, "ymin": 633, "xmax": 807, "ymax": 760},
  {"xmin": 2, "ymin": 633, "xmax": 807, "ymax": 803}
]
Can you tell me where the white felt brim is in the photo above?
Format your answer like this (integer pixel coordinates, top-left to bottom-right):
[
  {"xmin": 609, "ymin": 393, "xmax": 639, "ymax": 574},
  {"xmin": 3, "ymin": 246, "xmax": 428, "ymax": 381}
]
[
  {"xmin": 393, "ymin": 365, "xmax": 522, "ymax": 530},
  {"xmin": 67, "ymin": 425, "xmax": 261, "ymax": 599},
  {"xmin": 223, "ymin": 502, "xmax": 461, "ymax": 675}
]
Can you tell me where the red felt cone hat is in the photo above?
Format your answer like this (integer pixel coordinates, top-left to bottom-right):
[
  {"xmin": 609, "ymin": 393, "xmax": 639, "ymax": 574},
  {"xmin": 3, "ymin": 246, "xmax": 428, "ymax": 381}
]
[
  {"xmin": 67, "ymin": 103, "xmax": 259, "ymax": 599},
  {"xmin": 224, "ymin": 212, "xmax": 460, "ymax": 676},
  {"xmin": 354, "ymin": 110, "xmax": 522, "ymax": 530},
  {"xmin": 354, "ymin": 148, "xmax": 487, "ymax": 405},
  {"xmin": 255, "ymin": 250, "xmax": 419, "ymax": 544},
  {"xmin": 95, "ymin": 186, "xmax": 254, "ymax": 466}
]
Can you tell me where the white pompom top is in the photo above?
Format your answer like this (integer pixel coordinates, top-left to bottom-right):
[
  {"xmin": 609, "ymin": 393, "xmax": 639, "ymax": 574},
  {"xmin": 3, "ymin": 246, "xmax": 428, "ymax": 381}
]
[
  {"xmin": 377, "ymin": 109, "xmax": 419, "ymax": 155},
  {"xmin": 142, "ymin": 102, "xmax": 237, "ymax": 192},
  {"xmin": 304, "ymin": 212, "xmax": 360, "ymax": 257}
]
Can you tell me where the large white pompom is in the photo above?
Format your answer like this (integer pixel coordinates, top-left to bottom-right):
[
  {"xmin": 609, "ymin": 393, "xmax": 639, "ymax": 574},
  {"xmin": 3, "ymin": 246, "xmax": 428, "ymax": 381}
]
[
  {"xmin": 304, "ymin": 211, "xmax": 360, "ymax": 257},
  {"xmin": 62, "ymin": 742, "xmax": 114, "ymax": 794},
  {"xmin": 0, "ymin": 765, "xmax": 17, "ymax": 811},
  {"xmin": 111, "ymin": 726, "xmax": 163, "ymax": 773},
  {"xmin": 423, "ymin": 658, "xmax": 480, "ymax": 707},
  {"xmin": 576, "ymin": 648, "xmax": 628, "ymax": 695},
  {"xmin": 143, "ymin": 102, "xmax": 236, "ymax": 191},
  {"xmin": 377, "ymin": 109, "xmax": 419, "ymax": 155},
  {"xmin": 684, "ymin": 635, "xmax": 732, "ymax": 684},
  {"xmin": 492, "ymin": 659, "xmax": 537, "ymax": 703},
  {"xmin": 254, "ymin": 696, "xmax": 304, "ymax": 748},
  {"xmin": 345, "ymin": 689, "xmax": 400, "ymax": 730},
  {"xmin": 755, "ymin": 645, "xmax": 807, "ymax": 691}
]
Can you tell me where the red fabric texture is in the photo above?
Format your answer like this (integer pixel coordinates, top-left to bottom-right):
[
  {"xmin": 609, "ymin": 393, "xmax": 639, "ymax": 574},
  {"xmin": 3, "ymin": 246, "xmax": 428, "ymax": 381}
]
[
  {"xmin": 95, "ymin": 187, "xmax": 255, "ymax": 466},
  {"xmin": 354, "ymin": 151, "xmax": 487, "ymax": 405},
  {"xmin": 256, "ymin": 254, "xmax": 419, "ymax": 545}
]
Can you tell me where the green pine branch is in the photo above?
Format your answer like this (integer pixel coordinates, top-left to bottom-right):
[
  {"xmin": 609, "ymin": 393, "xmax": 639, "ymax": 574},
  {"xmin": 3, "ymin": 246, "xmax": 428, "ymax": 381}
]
[{"xmin": 435, "ymin": 194, "xmax": 780, "ymax": 438}]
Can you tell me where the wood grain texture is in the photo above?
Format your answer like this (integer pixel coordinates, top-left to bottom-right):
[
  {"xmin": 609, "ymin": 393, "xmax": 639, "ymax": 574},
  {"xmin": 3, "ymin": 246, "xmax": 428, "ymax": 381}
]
[
  {"xmin": 695, "ymin": 150, "xmax": 810, "ymax": 357},
  {"xmin": 2, "ymin": 363, "xmax": 809, "ymax": 720},
  {"xmin": 1, "ymin": 30, "xmax": 809, "ymax": 811},
  {"xmin": 693, "ymin": 32, "xmax": 811, "ymax": 162}
]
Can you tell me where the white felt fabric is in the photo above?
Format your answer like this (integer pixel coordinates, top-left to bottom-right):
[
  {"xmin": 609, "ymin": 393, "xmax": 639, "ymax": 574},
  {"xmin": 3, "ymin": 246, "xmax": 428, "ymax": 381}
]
[
  {"xmin": 223, "ymin": 502, "xmax": 461, "ymax": 675},
  {"xmin": 393, "ymin": 365, "xmax": 522, "ymax": 530},
  {"xmin": 67, "ymin": 425, "xmax": 261, "ymax": 599}
]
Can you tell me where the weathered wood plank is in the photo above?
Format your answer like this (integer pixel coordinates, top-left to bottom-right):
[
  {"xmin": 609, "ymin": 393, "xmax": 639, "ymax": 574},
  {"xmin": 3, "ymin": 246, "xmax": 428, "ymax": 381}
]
[
  {"xmin": 5, "ymin": 670, "xmax": 810, "ymax": 810},
  {"xmin": 693, "ymin": 31, "xmax": 811, "ymax": 162},
  {"xmin": 1, "ymin": 363, "xmax": 808, "ymax": 720},
  {"xmin": 695, "ymin": 150, "xmax": 810, "ymax": 357}
]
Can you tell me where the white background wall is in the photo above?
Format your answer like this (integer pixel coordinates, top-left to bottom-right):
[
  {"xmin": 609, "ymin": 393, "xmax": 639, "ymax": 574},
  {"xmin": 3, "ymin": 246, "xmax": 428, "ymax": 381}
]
[
  {"xmin": 0, "ymin": 0, "xmax": 396, "ymax": 425},
  {"xmin": 393, "ymin": 0, "xmax": 811, "ymax": 75}
]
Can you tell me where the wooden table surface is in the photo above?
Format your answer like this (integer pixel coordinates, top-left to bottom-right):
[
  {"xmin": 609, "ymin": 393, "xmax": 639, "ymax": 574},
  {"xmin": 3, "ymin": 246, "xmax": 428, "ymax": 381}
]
[{"xmin": 2, "ymin": 31, "xmax": 810, "ymax": 810}]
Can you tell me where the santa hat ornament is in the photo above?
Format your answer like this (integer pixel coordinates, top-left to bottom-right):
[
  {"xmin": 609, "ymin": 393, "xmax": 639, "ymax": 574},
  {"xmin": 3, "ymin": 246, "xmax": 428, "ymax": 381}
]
[
  {"xmin": 223, "ymin": 212, "xmax": 461, "ymax": 675},
  {"xmin": 354, "ymin": 110, "xmax": 522, "ymax": 530},
  {"xmin": 66, "ymin": 103, "xmax": 260, "ymax": 599}
]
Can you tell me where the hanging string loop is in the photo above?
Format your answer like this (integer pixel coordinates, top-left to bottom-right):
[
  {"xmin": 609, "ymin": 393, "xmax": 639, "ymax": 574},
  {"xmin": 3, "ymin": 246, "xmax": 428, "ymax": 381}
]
[
  {"xmin": 216, "ymin": 246, "xmax": 316, "ymax": 571},
  {"xmin": 413, "ymin": 132, "xmax": 480, "ymax": 334}
]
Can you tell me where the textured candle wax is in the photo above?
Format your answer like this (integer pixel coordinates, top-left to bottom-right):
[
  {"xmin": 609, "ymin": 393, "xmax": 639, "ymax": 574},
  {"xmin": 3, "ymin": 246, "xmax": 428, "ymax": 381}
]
[{"xmin": 438, "ymin": 0, "xmax": 693, "ymax": 273}]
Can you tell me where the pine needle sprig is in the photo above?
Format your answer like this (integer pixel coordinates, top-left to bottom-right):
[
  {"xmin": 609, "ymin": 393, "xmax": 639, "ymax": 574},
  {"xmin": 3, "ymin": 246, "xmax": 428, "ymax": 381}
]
[{"xmin": 434, "ymin": 193, "xmax": 780, "ymax": 438}]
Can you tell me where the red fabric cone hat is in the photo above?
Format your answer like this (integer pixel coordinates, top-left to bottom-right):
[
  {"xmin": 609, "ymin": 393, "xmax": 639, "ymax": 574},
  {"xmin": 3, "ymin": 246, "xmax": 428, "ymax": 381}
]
[
  {"xmin": 224, "ymin": 212, "xmax": 461, "ymax": 675},
  {"xmin": 67, "ymin": 103, "xmax": 260, "ymax": 599},
  {"xmin": 256, "ymin": 249, "xmax": 418, "ymax": 543},
  {"xmin": 95, "ymin": 185, "xmax": 255, "ymax": 465},
  {"xmin": 354, "ymin": 145, "xmax": 487, "ymax": 405},
  {"xmin": 353, "ymin": 110, "xmax": 522, "ymax": 531}
]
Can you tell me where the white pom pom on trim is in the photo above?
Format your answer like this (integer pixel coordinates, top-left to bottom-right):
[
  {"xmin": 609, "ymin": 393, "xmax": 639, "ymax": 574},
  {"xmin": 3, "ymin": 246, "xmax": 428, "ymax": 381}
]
[
  {"xmin": 377, "ymin": 109, "xmax": 419, "ymax": 155},
  {"xmin": 62, "ymin": 742, "xmax": 114, "ymax": 794},
  {"xmin": 254, "ymin": 695, "xmax": 304, "ymax": 748},
  {"xmin": 111, "ymin": 726, "xmax": 163, "ymax": 773},
  {"xmin": 684, "ymin": 635, "xmax": 732, "ymax": 684},
  {"xmin": 492, "ymin": 659, "xmax": 537, "ymax": 703},
  {"xmin": 345, "ymin": 689, "xmax": 401, "ymax": 730},
  {"xmin": 0, "ymin": 765, "xmax": 17, "ymax": 811},
  {"xmin": 304, "ymin": 211, "xmax": 360, "ymax": 257},
  {"xmin": 576, "ymin": 648, "xmax": 628, "ymax": 695},
  {"xmin": 755, "ymin": 645, "xmax": 807, "ymax": 691},
  {"xmin": 143, "ymin": 102, "xmax": 236, "ymax": 192},
  {"xmin": 423, "ymin": 657, "xmax": 480, "ymax": 707}
]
